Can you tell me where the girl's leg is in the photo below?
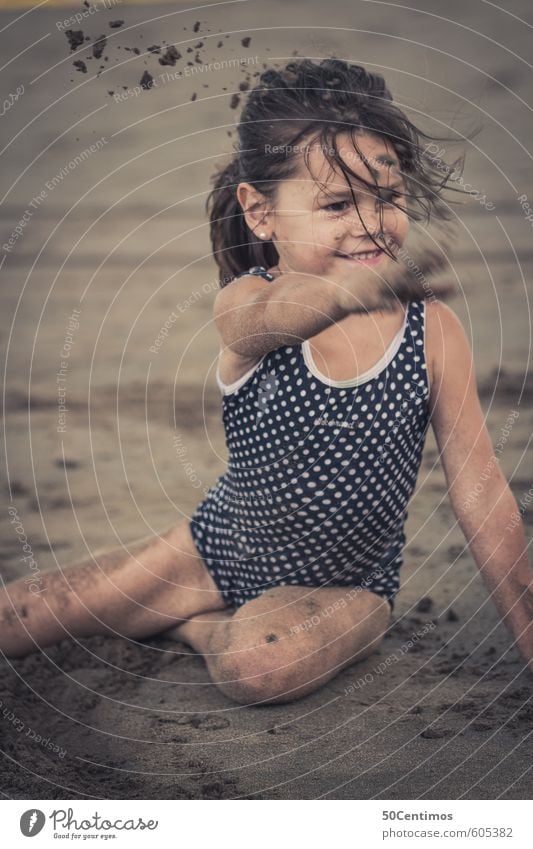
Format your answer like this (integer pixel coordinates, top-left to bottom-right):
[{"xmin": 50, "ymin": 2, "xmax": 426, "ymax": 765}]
[
  {"xmin": 0, "ymin": 518, "xmax": 227, "ymax": 658},
  {"xmin": 166, "ymin": 584, "xmax": 391, "ymax": 705}
]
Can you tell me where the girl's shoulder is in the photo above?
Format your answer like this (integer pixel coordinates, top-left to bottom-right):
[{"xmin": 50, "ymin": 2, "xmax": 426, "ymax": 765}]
[
  {"xmin": 215, "ymin": 267, "xmax": 276, "ymax": 388},
  {"xmin": 424, "ymin": 299, "xmax": 471, "ymax": 396}
]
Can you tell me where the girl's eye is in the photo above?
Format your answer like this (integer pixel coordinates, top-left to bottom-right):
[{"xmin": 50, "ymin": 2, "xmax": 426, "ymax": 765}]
[
  {"xmin": 322, "ymin": 200, "xmax": 350, "ymax": 214},
  {"xmin": 379, "ymin": 190, "xmax": 402, "ymax": 206},
  {"xmin": 322, "ymin": 191, "xmax": 403, "ymax": 214}
]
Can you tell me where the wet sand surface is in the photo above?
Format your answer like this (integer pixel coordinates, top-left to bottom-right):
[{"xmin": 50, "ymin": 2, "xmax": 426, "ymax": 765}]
[{"xmin": 1, "ymin": 0, "xmax": 532, "ymax": 798}]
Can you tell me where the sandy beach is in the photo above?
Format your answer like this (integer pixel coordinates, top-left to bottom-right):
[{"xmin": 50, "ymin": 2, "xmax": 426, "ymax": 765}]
[{"xmin": 1, "ymin": 0, "xmax": 532, "ymax": 799}]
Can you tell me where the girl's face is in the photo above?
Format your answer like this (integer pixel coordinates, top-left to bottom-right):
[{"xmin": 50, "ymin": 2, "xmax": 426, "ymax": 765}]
[{"xmin": 259, "ymin": 133, "xmax": 409, "ymax": 276}]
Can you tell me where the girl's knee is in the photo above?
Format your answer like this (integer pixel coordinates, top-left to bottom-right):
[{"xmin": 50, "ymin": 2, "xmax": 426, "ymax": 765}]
[
  {"xmin": 207, "ymin": 587, "xmax": 391, "ymax": 704},
  {"xmin": 212, "ymin": 641, "xmax": 297, "ymax": 705},
  {"xmin": 209, "ymin": 619, "xmax": 337, "ymax": 705},
  {"xmin": 210, "ymin": 611, "xmax": 311, "ymax": 704}
]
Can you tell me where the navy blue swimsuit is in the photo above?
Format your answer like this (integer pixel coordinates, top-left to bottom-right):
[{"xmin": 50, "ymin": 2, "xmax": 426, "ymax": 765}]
[{"xmin": 190, "ymin": 266, "xmax": 431, "ymax": 611}]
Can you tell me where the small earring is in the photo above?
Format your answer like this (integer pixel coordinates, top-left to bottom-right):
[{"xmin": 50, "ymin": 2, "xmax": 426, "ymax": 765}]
[{"xmin": 259, "ymin": 232, "xmax": 268, "ymax": 239}]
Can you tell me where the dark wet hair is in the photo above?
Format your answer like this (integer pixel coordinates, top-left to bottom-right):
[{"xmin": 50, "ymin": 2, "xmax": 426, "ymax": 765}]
[{"xmin": 207, "ymin": 58, "xmax": 469, "ymax": 285}]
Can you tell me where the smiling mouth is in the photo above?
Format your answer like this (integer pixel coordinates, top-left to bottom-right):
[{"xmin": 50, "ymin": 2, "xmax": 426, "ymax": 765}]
[
  {"xmin": 334, "ymin": 248, "xmax": 384, "ymax": 259},
  {"xmin": 334, "ymin": 237, "xmax": 399, "ymax": 260}
]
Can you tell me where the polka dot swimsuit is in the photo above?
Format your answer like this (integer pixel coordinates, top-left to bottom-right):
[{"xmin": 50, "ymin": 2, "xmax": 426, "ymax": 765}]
[{"xmin": 190, "ymin": 266, "xmax": 431, "ymax": 611}]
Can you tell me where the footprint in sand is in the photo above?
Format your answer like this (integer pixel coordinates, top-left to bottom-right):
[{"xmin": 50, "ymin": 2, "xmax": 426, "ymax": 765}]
[
  {"xmin": 156, "ymin": 714, "xmax": 230, "ymax": 730},
  {"xmin": 420, "ymin": 727, "xmax": 452, "ymax": 739},
  {"xmin": 176, "ymin": 714, "xmax": 231, "ymax": 731}
]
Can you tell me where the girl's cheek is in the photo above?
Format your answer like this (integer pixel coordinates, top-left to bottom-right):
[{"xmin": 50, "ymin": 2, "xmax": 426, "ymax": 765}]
[
  {"xmin": 385, "ymin": 209, "xmax": 408, "ymax": 242},
  {"xmin": 311, "ymin": 213, "xmax": 340, "ymax": 239}
]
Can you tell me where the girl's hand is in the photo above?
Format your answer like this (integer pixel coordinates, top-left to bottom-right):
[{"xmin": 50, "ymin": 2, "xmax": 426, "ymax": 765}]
[
  {"xmin": 376, "ymin": 225, "xmax": 457, "ymax": 309},
  {"xmin": 269, "ymin": 222, "xmax": 457, "ymax": 314}
]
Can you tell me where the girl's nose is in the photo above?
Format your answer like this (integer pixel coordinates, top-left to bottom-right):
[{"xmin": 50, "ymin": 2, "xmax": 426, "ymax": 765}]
[{"xmin": 345, "ymin": 197, "xmax": 383, "ymax": 235}]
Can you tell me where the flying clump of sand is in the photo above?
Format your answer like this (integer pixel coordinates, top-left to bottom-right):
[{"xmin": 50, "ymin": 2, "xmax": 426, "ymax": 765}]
[{"xmin": 62, "ymin": 6, "xmax": 274, "ymax": 113}]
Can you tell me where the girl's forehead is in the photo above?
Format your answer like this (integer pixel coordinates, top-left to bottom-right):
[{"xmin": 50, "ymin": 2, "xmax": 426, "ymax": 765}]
[{"xmin": 290, "ymin": 134, "xmax": 401, "ymax": 194}]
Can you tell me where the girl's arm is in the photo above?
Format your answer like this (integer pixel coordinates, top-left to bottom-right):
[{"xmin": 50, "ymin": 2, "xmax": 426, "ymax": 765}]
[
  {"xmin": 427, "ymin": 301, "xmax": 533, "ymax": 672},
  {"xmin": 214, "ymin": 269, "xmax": 353, "ymax": 358},
  {"xmin": 214, "ymin": 238, "xmax": 454, "ymax": 359}
]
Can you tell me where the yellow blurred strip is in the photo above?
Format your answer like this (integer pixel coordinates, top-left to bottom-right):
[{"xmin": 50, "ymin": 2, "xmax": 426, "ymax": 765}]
[{"xmin": 0, "ymin": 0, "xmax": 187, "ymax": 9}]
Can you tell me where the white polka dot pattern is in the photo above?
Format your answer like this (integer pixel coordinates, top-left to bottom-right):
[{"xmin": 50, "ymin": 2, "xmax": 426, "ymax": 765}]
[{"xmin": 190, "ymin": 274, "xmax": 431, "ymax": 611}]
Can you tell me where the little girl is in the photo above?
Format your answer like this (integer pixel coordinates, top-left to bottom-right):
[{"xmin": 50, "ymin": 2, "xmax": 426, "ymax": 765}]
[{"xmin": 2, "ymin": 59, "xmax": 531, "ymax": 705}]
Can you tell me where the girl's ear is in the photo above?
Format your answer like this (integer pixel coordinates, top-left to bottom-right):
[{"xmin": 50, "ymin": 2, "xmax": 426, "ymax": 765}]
[{"xmin": 236, "ymin": 182, "xmax": 271, "ymax": 236}]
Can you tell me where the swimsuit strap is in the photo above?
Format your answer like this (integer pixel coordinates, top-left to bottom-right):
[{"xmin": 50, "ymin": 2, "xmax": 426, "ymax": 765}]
[{"xmin": 234, "ymin": 265, "xmax": 275, "ymax": 282}]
